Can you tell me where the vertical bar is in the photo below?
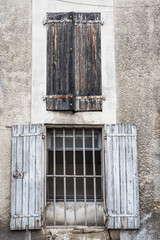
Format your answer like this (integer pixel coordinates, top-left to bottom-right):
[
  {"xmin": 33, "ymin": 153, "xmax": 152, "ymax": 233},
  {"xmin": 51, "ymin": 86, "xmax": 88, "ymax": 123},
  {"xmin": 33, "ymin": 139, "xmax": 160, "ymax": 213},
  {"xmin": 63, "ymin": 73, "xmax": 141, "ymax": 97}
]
[
  {"xmin": 73, "ymin": 128, "xmax": 76, "ymax": 225},
  {"xmin": 53, "ymin": 129, "xmax": 56, "ymax": 225},
  {"xmin": 92, "ymin": 128, "xmax": 97, "ymax": 226},
  {"xmin": 63, "ymin": 128, "xmax": 66, "ymax": 225},
  {"xmin": 83, "ymin": 128, "xmax": 87, "ymax": 226}
]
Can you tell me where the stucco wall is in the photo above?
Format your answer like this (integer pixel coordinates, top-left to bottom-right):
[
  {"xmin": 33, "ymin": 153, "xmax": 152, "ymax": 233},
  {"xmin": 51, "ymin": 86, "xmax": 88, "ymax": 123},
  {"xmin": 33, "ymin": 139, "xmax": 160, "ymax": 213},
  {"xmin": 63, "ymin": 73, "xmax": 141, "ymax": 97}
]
[
  {"xmin": 0, "ymin": 0, "xmax": 32, "ymax": 239},
  {"xmin": 115, "ymin": 0, "xmax": 160, "ymax": 239}
]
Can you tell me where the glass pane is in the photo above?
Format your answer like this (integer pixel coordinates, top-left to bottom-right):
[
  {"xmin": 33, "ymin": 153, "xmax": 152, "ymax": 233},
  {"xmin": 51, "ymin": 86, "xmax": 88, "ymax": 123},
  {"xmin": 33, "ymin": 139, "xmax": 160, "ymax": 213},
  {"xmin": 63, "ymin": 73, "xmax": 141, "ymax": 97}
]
[
  {"xmin": 85, "ymin": 151, "xmax": 93, "ymax": 175},
  {"xmin": 65, "ymin": 129, "xmax": 73, "ymax": 148},
  {"xmin": 47, "ymin": 150, "xmax": 53, "ymax": 175},
  {"xmin": 76, "ymin": 151, "xmax": 83, "ymax": 175},
  {"xmin": 66, "ymin": 151, "xmax": 73, "ymax": 175},
  {"xmin": 55, "ymin": 129, "xmax": 63, "ymax": 149},
  {"xmin": 96, "ymin": 177, "xmax": 102, "ymax": 200},
  {"xmin": 95, "ymin": 151, "xmax": 101, "ymax": 175},
  {"xmin": 85, "ymin": 129, "xmax": 92, "ymax": 148},
  {"xmin": 75, "ymin": 129, "xmax": 83, "ymax": 148},
  {"xmin": 56, "ymin": 177, "xmax": 64, "ymax": 200},
  {"xmin": 94, "ymin": 132, "xmax": 99, "ymax": 148},
  {"xmin": 76, "ymin": 177, "xmax": 84, "ymax": 200},
  {"xmin": 56, "ymin": 151, "xmax": 63, "ymax": 175},
  {"xmin": 47, "ymin": 177, "xmax": 53, "ymax": 200},
  {"xmin": 86, "ymin": 178, "xmax": 94, "ymax": 200},
  {"xmin": 66, "ymin": 177, "xmax": 74, "ymax": 200}
]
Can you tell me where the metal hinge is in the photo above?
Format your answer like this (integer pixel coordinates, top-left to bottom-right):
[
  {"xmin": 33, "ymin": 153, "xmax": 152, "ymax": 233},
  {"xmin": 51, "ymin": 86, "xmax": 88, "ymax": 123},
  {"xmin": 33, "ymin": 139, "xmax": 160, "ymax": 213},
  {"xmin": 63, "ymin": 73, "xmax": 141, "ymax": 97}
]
[
  {"xmin": 42, "ymin": 133, "xmax": 45, "ymax": 139},
  {"xmin": 13, "ymin": 171, "xmax": 24, "ymax": 179}
]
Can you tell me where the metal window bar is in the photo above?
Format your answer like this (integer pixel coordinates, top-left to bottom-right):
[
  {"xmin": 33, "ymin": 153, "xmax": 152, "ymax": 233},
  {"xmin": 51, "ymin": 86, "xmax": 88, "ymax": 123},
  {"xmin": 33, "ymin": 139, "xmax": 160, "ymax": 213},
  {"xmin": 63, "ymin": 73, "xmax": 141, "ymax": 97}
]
[
  {"xmin": 92, "ymin": 129, "xmax": 97, "ymax": 226},
  {"xmin": 63, "ymin": 128, "xmax": 67, "ymax": 225},
  {"xmin": 83, "ymin": 128, "xmax": 87, "ymax": 226},
  {"xmin": 53, "ymin": 129, "xmax": 56, "ymax": 225},
  {"xmin": 73, "ymin": 128, "xmax": 77, "ymax": 225}
]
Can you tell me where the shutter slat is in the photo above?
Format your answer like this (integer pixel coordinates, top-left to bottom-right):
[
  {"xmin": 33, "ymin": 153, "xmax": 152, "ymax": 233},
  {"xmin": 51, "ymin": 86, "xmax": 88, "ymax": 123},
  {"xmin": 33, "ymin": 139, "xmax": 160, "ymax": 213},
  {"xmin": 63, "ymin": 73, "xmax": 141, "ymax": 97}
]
[
  {"xmin": 10, "ymin": 124, "xmax": 43, "ymax": 230},
  {"xmin": 105, "ymin": 124, "xmax": 140, "ymax": 229}
]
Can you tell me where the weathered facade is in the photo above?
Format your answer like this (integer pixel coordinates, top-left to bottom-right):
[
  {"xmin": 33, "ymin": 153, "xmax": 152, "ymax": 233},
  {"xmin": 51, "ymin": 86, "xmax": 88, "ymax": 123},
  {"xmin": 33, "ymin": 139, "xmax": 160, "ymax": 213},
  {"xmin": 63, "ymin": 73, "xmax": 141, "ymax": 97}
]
[{"xmin": 0, "ymin": 0, "xmax": 160, "ymax": 240}]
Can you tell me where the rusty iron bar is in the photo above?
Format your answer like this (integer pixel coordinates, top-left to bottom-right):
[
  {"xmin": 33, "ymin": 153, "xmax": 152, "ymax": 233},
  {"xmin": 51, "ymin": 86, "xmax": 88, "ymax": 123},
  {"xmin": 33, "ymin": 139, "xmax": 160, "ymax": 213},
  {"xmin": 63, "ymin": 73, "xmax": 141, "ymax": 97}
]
[{"xmin": 92, "ymin": 128, "xmax": 97, "ymax": 226}]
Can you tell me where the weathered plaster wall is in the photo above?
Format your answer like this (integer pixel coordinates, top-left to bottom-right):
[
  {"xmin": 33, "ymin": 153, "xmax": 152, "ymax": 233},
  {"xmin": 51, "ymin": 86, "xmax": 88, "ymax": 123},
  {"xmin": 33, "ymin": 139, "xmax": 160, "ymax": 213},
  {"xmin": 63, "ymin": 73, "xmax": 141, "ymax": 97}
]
[
  {"xmin": 0, "ymin": 0, "xmax": 32, "ymax": 239},
  {"xmin": 115, "ymin": 0, "xmax": 160, "ymax": 239}
]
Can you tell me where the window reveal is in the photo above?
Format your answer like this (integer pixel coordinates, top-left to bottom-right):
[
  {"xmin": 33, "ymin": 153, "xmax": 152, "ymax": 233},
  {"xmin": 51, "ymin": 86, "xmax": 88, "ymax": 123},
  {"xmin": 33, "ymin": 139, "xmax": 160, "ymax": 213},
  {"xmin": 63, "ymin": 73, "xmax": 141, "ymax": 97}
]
[{"xmin": 46, "ymin": 128, "xmax": 103, "ymax": 226}]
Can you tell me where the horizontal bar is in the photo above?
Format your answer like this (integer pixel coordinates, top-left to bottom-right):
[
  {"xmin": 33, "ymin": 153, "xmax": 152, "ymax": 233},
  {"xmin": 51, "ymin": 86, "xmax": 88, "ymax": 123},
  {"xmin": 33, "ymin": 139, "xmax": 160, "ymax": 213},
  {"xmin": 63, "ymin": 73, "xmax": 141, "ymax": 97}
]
[
  {"xmin": 47, "ymin": 175, "xmax": 102, "ymax": 178},
  {"xmin": 45, "ymin": 95, "xmax": 73, "ymax": 99},
  {"xmin": 107, "ymin": 134, "xmax": 136, "ymax": 137},
  {"xmin": 76, "ymin": 96, "xmax": 105, "ymax": 100},
  {"xmin": 108, "ymin": 214, "xmax": 138, "ymax": 217},
  {"xmin": 75, "ymin": 20, "xmax": 104, "ymax": 25},
  {"xmin": 12, "ymin": 214, "xmax": 40, "ymax": 218},
  {"xmin": 47, "ymin": 148, "xmax": 102, "ymax": 151},
  {"xmin": 44, "ymin": 20, "xmax": 72, "ymax": 25},
  {"xmin": 12, "ymin": 133, "xmax": 41, "ymax": 137}
]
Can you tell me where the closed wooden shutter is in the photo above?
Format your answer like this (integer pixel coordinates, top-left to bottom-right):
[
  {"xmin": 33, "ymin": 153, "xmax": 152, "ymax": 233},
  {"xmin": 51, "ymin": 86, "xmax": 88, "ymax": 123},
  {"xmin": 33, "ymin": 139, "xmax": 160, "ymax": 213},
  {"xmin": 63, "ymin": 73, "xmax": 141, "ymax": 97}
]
[
  {"xmin": 46, "ymin": 12, "xmax": 74, "ymax": 111},
  {"xmin": 10, "ymin": 124, "xmax": 43, "ymax": 230},
  {"xmin": 105, "ymin": 124, "xmax": 140, "ymax": 229},
  {"xmin": 46, "ymin": 12, "xmax": 102, "ymax": 111},
  {"xmin": 74, "ymin": 13, "xmax": 102, "ymax": 111}
]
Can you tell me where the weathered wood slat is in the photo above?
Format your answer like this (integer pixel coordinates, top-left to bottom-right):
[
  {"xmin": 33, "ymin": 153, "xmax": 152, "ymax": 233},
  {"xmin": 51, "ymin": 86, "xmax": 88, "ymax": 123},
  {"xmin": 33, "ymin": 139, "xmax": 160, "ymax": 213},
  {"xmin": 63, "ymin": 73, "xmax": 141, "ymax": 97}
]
[
  {"xmin": 105, "ymin": 124, "xmax": 139, "ymax": 229},
  {"xmin": 10, "ymin": 124, "xmax": 43, "ymax": 230}
]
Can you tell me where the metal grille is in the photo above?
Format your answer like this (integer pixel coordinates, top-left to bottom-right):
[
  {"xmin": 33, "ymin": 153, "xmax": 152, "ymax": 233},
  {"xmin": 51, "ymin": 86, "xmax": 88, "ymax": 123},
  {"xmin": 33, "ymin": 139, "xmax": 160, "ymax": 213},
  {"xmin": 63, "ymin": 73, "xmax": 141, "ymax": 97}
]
[{"xmin": 46, "ymin": 127, "xmax": 103, "ymax": 226}]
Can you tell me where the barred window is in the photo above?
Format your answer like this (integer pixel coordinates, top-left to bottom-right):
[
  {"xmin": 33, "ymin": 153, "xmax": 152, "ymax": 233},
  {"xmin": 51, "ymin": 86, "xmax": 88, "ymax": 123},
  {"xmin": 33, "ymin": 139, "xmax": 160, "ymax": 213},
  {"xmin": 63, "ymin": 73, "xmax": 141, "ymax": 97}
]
[{"xmin": 46, "ymin": 127, "xmax": 103, "ymax": 226}]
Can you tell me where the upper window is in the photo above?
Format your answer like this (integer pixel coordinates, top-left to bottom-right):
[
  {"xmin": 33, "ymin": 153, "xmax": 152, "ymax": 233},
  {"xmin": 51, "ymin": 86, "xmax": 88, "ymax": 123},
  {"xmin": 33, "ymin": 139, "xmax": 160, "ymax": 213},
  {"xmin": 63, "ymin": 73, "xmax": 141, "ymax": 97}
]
[{"xmin": 46, "ymin": 12, "xmax": 102, "ymax": 112}]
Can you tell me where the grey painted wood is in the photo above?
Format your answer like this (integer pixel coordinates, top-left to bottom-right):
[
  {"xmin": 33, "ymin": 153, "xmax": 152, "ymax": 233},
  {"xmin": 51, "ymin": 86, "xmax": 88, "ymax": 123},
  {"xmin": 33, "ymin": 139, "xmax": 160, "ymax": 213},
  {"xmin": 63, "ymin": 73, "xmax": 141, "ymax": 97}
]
[
  {"xmin": 105, "ymin": 124, "xmax": 139, "ymax": 229},
  {"xmin": 10, "ymin": 124, "xmax": 43, "ymax": 230}
]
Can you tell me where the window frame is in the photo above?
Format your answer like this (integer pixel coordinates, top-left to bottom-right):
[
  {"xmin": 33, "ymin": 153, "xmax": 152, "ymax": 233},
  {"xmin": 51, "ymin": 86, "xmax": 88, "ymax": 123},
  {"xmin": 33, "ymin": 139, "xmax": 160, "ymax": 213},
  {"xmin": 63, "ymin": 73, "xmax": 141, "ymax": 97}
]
[{"xmin": 44, "ymin": 124, "xmax": 105, "ymax": 227}]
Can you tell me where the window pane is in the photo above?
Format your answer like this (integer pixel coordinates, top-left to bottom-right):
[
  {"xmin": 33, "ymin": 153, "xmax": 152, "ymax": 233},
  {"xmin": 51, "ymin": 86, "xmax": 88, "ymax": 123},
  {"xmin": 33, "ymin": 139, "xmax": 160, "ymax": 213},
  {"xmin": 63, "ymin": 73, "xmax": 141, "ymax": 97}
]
[
  {"xmin": 65, "ymin": 129, "xmax": 73, "ymax": 148},
  {"xmin": 47, "ymin": 150, "xmax": 53, "ymax": 175},
  {"xmin": 85, "ymin": 151, "xmax": 93, "ymax": 175},
  {"xmin": 76, "ymin": 151, "xmax": 83, "ymax": 175},
  {"xmin": 86, "ymin": 178, "xmax": 94, "ymax": 200},
  {"xmin": 96, "ymin": 177, "xmax": 102, "ymax": 200},
  {"xmin": 56, "ymin": 151, "xmax": 63, "ymax": 175},
  {"xmin": 47, "ymin": 177, "xmax": 53, "ymax": 200},
  {"xmin": 95, "ymin": 151, "xmax": 101, "ymax": 175},
  {"xmin": 85, "ymin": 129, "xmax": 92, "ymax": 148},
  {"xmin": 56, "ymin": 177, "xmax": 64, "ymax": 200},
  {"xmin": 76, "ymin": 177, "xmax": 84, "ymax": 200},
  {"xmin": 75, "ymin": 129, "xmax": 83, "ymax": 148},
  {"xmin": 66, "ymin": 151, "xmax": 73, "ymax": 175},
  {"xmin": 66, "ymin": 177, "xmax": 74, "ymax": 200},
  {"xmin": 55, "ymin": 129, "xmax": 63, "ymax": 149}
]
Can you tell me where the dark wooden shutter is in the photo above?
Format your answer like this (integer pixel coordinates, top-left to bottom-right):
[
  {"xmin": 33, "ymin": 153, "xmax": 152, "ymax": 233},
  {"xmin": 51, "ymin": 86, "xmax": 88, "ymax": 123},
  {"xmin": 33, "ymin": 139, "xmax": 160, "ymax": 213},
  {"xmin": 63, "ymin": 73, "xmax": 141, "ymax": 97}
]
[
  {"xmin": 10, "ymin": 124, "xmax": 43, "ymax": 230},
  {"xmin": 46, "ymin": 12, "xmax": 74, "ymax": 111},
  {"xmin": 46, "ymin": 12, "xmax": 102, "ymax": 111},
  {"xmin": 105, "ymin": 124, "xmax": 140, "ymax": 229},
  {"xmin": 74, "ymin": 13, "xmax": 102, "ymax": 111}
]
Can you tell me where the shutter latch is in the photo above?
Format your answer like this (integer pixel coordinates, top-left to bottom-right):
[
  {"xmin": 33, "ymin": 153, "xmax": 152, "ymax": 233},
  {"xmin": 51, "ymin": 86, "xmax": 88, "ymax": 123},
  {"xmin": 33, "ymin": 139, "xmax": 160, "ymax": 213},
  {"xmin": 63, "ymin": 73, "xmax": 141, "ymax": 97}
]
[{"xmin": 13, "ymin": 171, "xmax": 24, "ymax": 179}]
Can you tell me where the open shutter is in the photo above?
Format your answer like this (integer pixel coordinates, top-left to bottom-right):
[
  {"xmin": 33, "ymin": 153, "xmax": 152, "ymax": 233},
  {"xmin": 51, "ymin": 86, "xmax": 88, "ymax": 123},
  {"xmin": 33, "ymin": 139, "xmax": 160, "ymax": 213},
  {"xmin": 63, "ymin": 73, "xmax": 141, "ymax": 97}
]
[
  {"xmin": 74, "ymin": 13, "xmax": 102, "ymax": 111},
  {"xmin": 10, "ymin": 124, "xmax": 43, "ymax": 230},
  {"xmin": 46, "ymin": 12, "xmax": 74, "ymax": 111},
  {"xmin": 105, "ymin": 124, "xmax": 140, "ymax": 229}
]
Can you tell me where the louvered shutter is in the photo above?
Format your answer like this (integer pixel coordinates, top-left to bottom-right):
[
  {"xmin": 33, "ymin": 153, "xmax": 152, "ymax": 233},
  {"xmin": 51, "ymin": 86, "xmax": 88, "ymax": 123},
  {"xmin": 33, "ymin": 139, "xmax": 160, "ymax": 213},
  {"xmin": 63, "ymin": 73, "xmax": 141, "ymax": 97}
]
[
  {"xmin": 10, "ymin": 124, "xmax": 43, "ymax": 230},
  {"xmin": 74, "ymin": 13, "xmax": 102, "ymax": 111},
  {"xmin": 46, "ymin": 12, "xmax": 74, "ymax": 111},
  {"xmin": 46, "ymin": 12, "xmax": 102, "ymax": 111},
  {"xmin": 105, "ymin": 124, "xmax": 140, "ymax": 229}
]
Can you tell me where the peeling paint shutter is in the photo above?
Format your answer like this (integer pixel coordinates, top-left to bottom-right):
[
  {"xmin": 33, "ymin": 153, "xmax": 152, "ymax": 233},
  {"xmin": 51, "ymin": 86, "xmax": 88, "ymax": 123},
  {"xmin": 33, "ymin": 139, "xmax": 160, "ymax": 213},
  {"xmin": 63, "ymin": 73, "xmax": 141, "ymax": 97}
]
[
  {"xmin": 10, "ymin": 124, "xmax": 43, "ymax": 230},
  {"xmin": 46, "ymin": 12, "xmax": 74, "ymax": 111},
  {"xmin": 74, "ymin": 13, "xmax": 102, "ymax": 111},
  {"xmin": 46, "ymin": 12, "xmax": 102, "ymax": 111},
  {"xmin": 105, "ymin": 124, "xmax": 140, "ymax": 229}
]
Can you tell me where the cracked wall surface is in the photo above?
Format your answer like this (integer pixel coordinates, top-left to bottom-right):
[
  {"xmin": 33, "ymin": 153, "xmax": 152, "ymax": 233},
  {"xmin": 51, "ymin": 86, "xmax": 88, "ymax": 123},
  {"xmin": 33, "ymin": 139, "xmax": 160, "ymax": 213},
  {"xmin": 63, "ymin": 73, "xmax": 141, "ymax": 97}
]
[{"xmin": 115, "ymin": 0, "xmax": 160, "ymax": 239}]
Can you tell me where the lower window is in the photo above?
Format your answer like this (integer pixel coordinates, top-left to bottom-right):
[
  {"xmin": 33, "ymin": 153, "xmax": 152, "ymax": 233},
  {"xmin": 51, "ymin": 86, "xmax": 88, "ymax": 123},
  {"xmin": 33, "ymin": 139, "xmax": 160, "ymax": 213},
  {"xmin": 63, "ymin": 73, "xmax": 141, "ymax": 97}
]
[{"xmin": 46, "ymin": 127, "xmax": 104, "ymax": 226}]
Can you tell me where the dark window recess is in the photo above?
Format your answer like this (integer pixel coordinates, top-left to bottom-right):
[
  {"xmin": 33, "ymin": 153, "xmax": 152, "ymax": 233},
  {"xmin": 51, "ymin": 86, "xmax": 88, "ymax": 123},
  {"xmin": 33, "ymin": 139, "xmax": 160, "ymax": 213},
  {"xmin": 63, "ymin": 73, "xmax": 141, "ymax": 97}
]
[{"xmin": 46, "ymin": 12, "xmax": 102, "ymax": 111}]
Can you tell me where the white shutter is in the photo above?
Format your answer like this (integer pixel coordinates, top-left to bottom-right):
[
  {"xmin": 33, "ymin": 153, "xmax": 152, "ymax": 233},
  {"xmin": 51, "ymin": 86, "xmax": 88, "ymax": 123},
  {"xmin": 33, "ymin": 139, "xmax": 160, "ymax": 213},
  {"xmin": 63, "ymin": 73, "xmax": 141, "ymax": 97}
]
[
  {"xmin": 105, "ymin": 124, "xmax": 140, "ymax": 229},
  {"xmin": 10, "ymin": 124, "xmax": 43, "ymax": 230}
]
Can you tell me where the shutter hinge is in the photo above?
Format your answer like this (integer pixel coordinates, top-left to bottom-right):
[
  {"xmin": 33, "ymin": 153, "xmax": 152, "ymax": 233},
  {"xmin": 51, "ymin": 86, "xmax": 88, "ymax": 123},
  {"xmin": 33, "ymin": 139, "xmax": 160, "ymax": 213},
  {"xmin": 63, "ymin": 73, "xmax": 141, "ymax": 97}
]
[
  {"xmin": 13, "ymin": 171, "xmax": 24, "ymax": 179},
  {"xmin": 42, "ymin": 133, "xmax": 45, "ymax": 139},
  {"xmin": 104, "ymin": 135, "xmax": 107, "ymax": 140},
  {"xmin": 25, "ymin": 225, "xmax": 29, "ymax": 232}
]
